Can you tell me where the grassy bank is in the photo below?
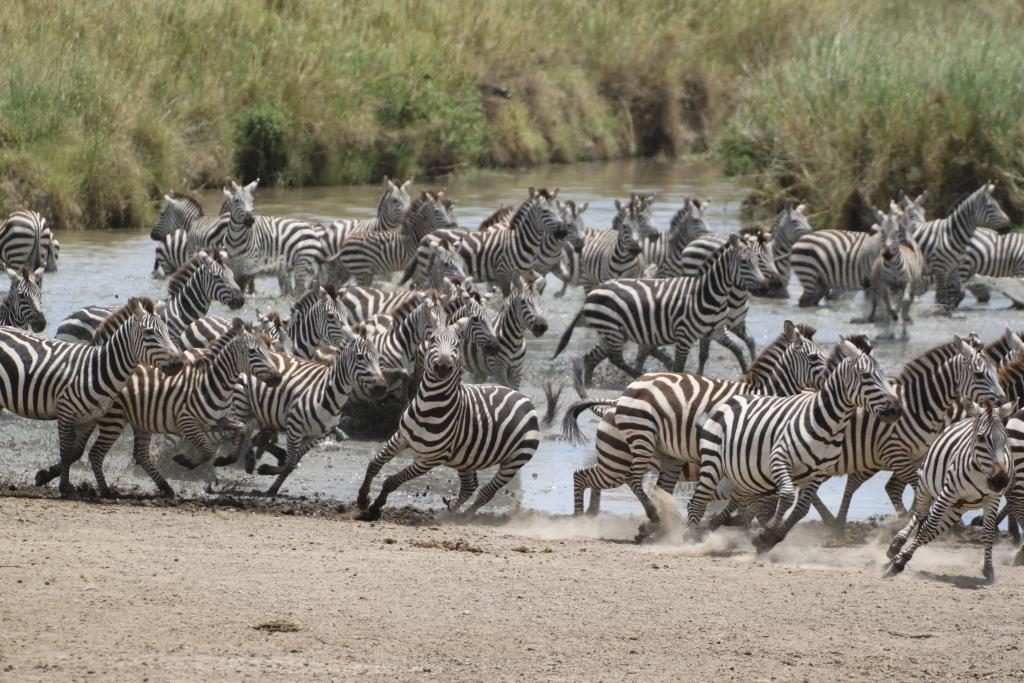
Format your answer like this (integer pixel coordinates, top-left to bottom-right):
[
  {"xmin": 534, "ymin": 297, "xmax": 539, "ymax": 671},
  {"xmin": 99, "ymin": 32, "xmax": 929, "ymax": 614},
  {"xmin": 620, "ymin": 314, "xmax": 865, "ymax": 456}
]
[{"xmin": 1, "ymin": 1, "xmax": 1022, "ymax": 229}]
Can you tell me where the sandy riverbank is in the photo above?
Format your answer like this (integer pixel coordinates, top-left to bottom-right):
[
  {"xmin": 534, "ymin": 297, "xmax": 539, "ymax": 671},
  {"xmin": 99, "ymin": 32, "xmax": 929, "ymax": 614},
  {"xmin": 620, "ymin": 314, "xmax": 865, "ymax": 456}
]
[{"xmin": 2, "ymin": 491, "xmax": 1023, "ymax": 682}]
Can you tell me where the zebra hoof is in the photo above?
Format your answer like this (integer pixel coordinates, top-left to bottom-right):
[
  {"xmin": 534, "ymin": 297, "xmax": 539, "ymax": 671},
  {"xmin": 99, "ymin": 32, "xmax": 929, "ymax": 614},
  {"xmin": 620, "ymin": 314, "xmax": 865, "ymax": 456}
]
[
  {"xmin": 983, "ymin": 565, "xmax": 996, "ymax": 584},
  {"xmin": 256, "ymin": 464, "xmax": 282, "ymax": 476},
  {"xmin": 357, "ymin": 508, "xmax": 382, "ymax": 522},
  {"xmin": 58, "ymin": 484, "xmax": 80, "ymax": 500},
  {"xmin": 158, "ymin": 486, "xmax": 175, "ymax": 499},
  {"xmin": 886, "ymin": 538, "xmax": 904, "ymax": 560},
  {"xmin": 635, "ymin": 519, "xmax": 662, "ymax": 544},
  {"xmin": 34, "ymin": 468, "xmax": 56, "ymax": 487},
  {"xmin": 213, "ymin": 455, "xmax": 236, "ymax": 467},
  {"xmin": 752, "ymin": 529, "xmax": 782, "ymax": 554},
  {"xmin": 172, "ymin": 453, "xmax": 199, "ymax": 470},
  {"xmin": 882, "ymin": 561, "xmax": 904, "ymax": 578}
]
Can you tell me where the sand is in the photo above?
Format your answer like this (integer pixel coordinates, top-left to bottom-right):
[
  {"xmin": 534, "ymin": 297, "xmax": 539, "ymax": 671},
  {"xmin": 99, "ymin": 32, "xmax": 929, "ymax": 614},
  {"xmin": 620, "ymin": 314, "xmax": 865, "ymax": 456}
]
[{"xmin": 2, "ymin": 491, "xmax": 1024, "ymax": 682}]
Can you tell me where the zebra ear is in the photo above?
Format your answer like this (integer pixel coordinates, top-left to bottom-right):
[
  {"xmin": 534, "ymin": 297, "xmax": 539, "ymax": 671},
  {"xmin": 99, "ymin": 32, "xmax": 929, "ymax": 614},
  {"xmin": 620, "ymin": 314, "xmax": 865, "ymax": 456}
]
[
  {"xmin": 783, "ymin": 320, "xmax": 797, "ymax": 342},
  {"xmin": 6, "ymin": 267, "xmax": 19, "ymax": 283},
  {"xmin": 726, "ymin": 234, "xmax": 740, "ymax": 248},
  {"xmin": 551, "ymin": 188, "xmax": 559, "ymax": 199},
  {"xmin": 245, "ymin": 178, "xmax": 260, "ymax": 194},
  {"xmin": 915, "ymin": 191, "xmax": 927, "ymax": 205},
  {"xmin": 954, "ymin": 335, "xmax": 975, "ymax": 360},
  {"xmin": 837, "ymin": 336, "xmax": 862, "ymax": 359},
  {"xmin": 528, "ymin": 187, "xmax": 537, "ymax": 199},
  {"xmin": 578, "ymin": 201, "xmax": 589, "ymax": 215},
  {"xmin": 965, "ymin": 401, "xmax": 981, "ymax": 418},
  {"xmin": 1006, "ymin": 329, "xmax": 1024, "ymax": 352},
  {"xmin": 230, "ymin": 318, "xmax": 245, "ymax": 332},
  {"xmin": 32, "ymin": 267, "xmax": 44, "ymax": 282},
  {"xmin": 164, "ymin": 194, "xmax": 174, "ymax": 203},
  {"xmin": 999, "ymin": 400, "xmax": 1018, "ymax": 420},
  {"xmin": 614, "ymin": 199, "xmax": 623, "ymax": 212},
  {"xmin": 403, "ymin": 178, "xmax": 414, "ymax": 191},
  {"xmin": 230, "ymin": 180, "xmax": 241, "ymax": 193},
  {"xmin": 223, "ymin": 187, "xmax": 233, "ymax": 200}
]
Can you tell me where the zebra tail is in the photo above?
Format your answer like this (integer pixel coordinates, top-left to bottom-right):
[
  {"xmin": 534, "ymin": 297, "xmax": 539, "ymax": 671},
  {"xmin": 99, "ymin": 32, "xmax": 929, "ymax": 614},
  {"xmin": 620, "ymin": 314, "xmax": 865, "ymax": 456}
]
[
  {"xmin": 552, "ymin": 308, "xmax": 583, "ymax": 359},
  {"xmin": 541, "ymin": 381, "xmax": 563, "ymax": 428},
  {"xmin": 560, "ymin": 398, "xmax": 616, "ymax": 446},
  {"xmin": 27, "ymin": 221, "xmax": 40, "ymax": 271}
]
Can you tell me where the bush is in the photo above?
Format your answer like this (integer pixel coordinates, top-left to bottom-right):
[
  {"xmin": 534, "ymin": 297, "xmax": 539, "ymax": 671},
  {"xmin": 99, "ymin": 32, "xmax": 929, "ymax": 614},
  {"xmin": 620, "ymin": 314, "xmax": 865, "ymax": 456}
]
[{"xmin": 233, "ymin": 105, "xmax": 291, "ymax": 185}]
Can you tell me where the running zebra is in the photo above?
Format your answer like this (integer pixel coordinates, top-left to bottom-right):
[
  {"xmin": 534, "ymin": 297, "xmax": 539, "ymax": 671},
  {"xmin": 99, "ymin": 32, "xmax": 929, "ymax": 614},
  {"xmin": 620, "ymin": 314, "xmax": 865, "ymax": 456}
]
[
  {"xmin": 447, "ymin": 188, "xmax": 566, "ymax": 295},
  {"xmin": 0, "ymin": 266, "xmax": 46, "ymax": 332},
  {"xmin": 317, "ymin": 177, "xmax": 413, "ymax": 258},
  {"xmin": 221, "ymin": 179, "xmax": 324, "ymax": 295},
  {"xmin": 396, "ymin": 237, "xmax": 467, "ymax": 289},
  {"xmin": 764, "ymin": 203, "xmax": 812, "ymax": 298},
  {"xmin": 370, "ymin": 293, "xmax": 443, "ymax": 373},
  {"xmin": 960, "ymin": 228, "xmax": 1024, "ymax": 301},
  {"xmin": 463, "ymin": 273, "xmax": 547, "ymax": 389},
  {"xmin": 42, "ymin": 320, "xmax": 283, "ymax": 497},
  {"xmin": 0, "ymin": 298, "xmax": 183, "ymax": 495},
  {"xmin": 356, "ymin": 321, "xmax": 540, "ymax": 520},
  {"xmin": 177, "ymin": 309, "xmax": 293, "ymax": 353},
  {"xmin": 911, "ymin": 182, "xmax": 1010, "ymax": 309},
  {"xmin": 1004, "ymin": 411, "xmax": 1024, "ymax": 566},
  {"xmin": 213, "ymin": 332, "xmax": 388, "ymax": 496},
  {"xmin": 326, "ymin": 190, "xmax": 457, "ymax": 287},
  {"xmin": 553, "ymin": 234, "xmax": 770, "ymax": 386},
  {"xmin": 564, "ymin": 321, "xmax": 827, "ymax": 525},
  {"xmin": 531, "ymin": 199, "xmax": 585, "ymax": 279},
  {"xmin": 56, "ymin": 250, "xmax": 244, "ymax": 344},
  {"xmin": 791, "ymin": 222, "xmax": 883, "ymax": 308},
  {"xmin": 688, "ymin": 340, "xmax": 902, "ymax": 552},
  {"xmin": 885, "ymin": 399, "xmax": 1016, "ymax": 582},
  {"xmin": 810, "ymin": 336, "xmax": 1004, "ymax": 536},
  {"xmin": 0, "ymin": 210, "xmax": 54, "ymax": 281},
  {"xmin": 654, "ymin": 197, "xmax": 711, "ymax": 277},
  {"xmin": 149, "ymin": 192, "xmax": 230, "ymax": 277},
  {"xmin": 854, "ymin": 206, "xmax": 926, "ymax": 336}
]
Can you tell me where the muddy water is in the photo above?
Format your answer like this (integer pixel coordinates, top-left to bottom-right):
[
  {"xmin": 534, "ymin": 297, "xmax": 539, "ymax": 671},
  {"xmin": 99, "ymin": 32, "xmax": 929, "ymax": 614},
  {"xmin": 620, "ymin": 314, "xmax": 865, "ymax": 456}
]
[{"xmin": 2, "ymin": 159, "xmax": 1018, "ymax": 522}]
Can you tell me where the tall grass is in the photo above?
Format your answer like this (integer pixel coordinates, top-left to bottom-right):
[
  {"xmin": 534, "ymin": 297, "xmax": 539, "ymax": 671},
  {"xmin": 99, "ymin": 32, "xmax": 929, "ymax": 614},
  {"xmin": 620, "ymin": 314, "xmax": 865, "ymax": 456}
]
[{"xmin": 1, "ymin": 1, "xmax": 1023, "ymax": 229}]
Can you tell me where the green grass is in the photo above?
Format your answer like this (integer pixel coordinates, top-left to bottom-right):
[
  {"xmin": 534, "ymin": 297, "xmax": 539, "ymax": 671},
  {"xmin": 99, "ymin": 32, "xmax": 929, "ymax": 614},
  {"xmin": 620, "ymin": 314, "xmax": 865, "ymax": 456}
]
[{"xmin": 1, "ymin": 1, "xmax": 1023, "ymax": 229}]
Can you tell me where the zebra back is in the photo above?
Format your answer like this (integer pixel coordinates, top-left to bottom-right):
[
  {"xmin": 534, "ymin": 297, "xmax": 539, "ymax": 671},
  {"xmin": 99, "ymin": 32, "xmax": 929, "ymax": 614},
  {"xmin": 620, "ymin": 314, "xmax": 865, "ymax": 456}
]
[{"xmin": 0, "ymin": 210, "xmax": 51, "ymax": 275}]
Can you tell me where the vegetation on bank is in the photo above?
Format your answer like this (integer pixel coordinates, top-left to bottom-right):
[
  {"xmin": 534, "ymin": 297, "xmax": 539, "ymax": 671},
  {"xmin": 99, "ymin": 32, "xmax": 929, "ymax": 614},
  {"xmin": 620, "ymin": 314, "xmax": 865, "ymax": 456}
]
[{"xmin": 1, "ymin": 1, "xmax": 1022, "ymax": 229}]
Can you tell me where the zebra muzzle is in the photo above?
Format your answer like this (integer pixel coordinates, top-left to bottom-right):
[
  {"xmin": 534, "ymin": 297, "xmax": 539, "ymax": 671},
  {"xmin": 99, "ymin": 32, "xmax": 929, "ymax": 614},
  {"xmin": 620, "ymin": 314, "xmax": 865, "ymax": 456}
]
[
  {"xmin": 877, "ymin": 399, "xmax": 903, "ymax": 423},
  {"xmin": 30, "ymin": 315, "xmax": 47, "ymax": 333},
  {"xmin": 227, "ymin": 294, "xmax": 245, "ymax": 310},
  {"xmin": 261, "ymin": 371, "xmax": 283, "ymax": 388},
  {"xmin": 160, "ymin": 357, "xmax": 185, "ymax": 375},
  {"xmin": 530, "ymin": 321, "xmax": 549, "ymax": 337}
]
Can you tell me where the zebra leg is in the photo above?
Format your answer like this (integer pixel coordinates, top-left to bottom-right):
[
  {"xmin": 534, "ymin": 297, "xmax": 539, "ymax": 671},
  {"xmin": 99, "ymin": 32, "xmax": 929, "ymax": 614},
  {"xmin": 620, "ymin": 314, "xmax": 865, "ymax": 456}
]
[
  {"xmin": 1007, "ymin": 488, "xmax": 1024, "ymax": 566},
  {"xmin": 833, "ymin": 470, "xmax": 877, "ymax": 534},
  {"xmin": 696, "ymin": 336, "xmax": 712, "ymax": 376},
  {"xmin": 445, "ymin": 472, "xmax": 479, "ymax": 513},
  {"xmin": 708, "ymin": 500, "xmax": 741, "ymax": 531},
  {"xmin": 276, "ymin": 269, "xmax": 292, "ymax": 297},
  {"xmin": 687, "ymin": 460, "xmax": 722, "ymax": 538},
  {"xmin": 55, "ymin": 420, "xmax": 92, "ymax": 497},
  {"xmin": 883, "ymin": 470, "xmax": 913, "ymax": 514},
  {"xmin": 634, "ymin": 346, "xmax": 672, "ymax": 374},
  {"xmin": 734, "ymin": 322, "xmax": 758, "ymax": 366},
  {"xmin": 798, "ymin": 282, "xmax": 826, "ymax": 308},
  {"xmin": 655, "ymin": 456, "xmax": 684, "ymax": 496},
  {"xmin": 775, "ymin": 474, "xmax": 830, "ymax": 545},
  {"xmin": 129, "ymin": 432, "xmax": 174, "ymax": 498},
  {"xmin": 630, "ymin": 458, "xmax": 664, "ymax": 543},
  {"xmin": 980, "ymin": 498, "xmax": 1001, "ymax": 582},
  {"xmin": 886, "ymin": 497, "xmax": 959, "ymax": 577},
  {"xmin": 752, "ymin": 455, "xmax": 796, "ymax": 553},
  {"xmin": 809, "ymin": 495, "xmax": 837, "ymax": 529},
  {"xmin": 356, "ymin": 433, "xmax": 408, "ymax": 510},
  {"xmin": 582, "ymin": 346, "xmax": 608, "ymax": 387},
  {"xmin": 466, "ymin": 451, "xmax": 534, "ymax": 515},
  {"xmin": 886, "ymin": 487, "xmax": 930, "ymax": 560},
  {"xmin": 966, "ymin": 281, "xmax": 991, "ymax": 304},
  {"xmin": 671, "ymin": 343, "xmax": 692, "ymax": 374},
  {"xmin": 359, "ymin": 460, "xmax": 436, "ymax": 522},
  {"xmin": 606, "ymin": 345, "xmax": 639, "ymax": 381},
  {"xmin": 85, "ymin": 418, "xmax": 127, "ymax": 498},
  {"xmin": 703, "ymin": 329, "xmax": 747, "ymax": 375},
  {"xmin": 264, "ymin": 433, "xmax": 317, "ymax": 497}
]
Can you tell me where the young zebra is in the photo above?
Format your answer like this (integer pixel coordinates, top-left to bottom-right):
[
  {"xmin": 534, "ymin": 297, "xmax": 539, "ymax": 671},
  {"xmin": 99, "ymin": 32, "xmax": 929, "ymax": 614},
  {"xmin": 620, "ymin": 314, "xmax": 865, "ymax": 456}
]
[
  {"xmin": 810, "ymin": 337, "xmax": 1005, "ymax": 536},
  {"xmin": 0, "ymin": 210, "xmax": 54, "ymax": 282},
  {"xmin": 0, "ymin": 298, "xmax": 183, "ymax": 495},
  {"xmin": 911, "ymin": 182, "xmax": 1010, "ymax": 310},
  {"xmin": 356, "ymin": 322, "xmax": 540, "ymax": 520},
  {"xmin": 149, "ymin": 193, "xmax": 230, "ymax": 277},
  {"xmin": 38, "ymin": 320, "xmax": 282, "ymax": 497},
  {"xmin": 463, "ymin": 273, "xmax": 547, "ymax": 389},
  {"xmin": 654, "ymin": 197, "xmax": 711, "ymax": 277},
  {"xmin": 448, "ymin": 188, "xmax": 566, "ymax": 295},
  {"xmin": 327, "ymin": 191, "xmax": 457, "ymax": 287},
  {"xmin": 563, "ymin": 321, "xmax": 827, "ymax": 527},
  {"xmin": 317, "ymin": 177, "xmax": 413, "ymax": 258},
  {"xmin": 855, "ymin": 206, "xmax": 926, "ymax": 338},
  {"xmin": 553, "ymin": 234, "xmax": 770, "ymax": 386},
  {"xmin": 885, "ymin": 400, "xmax": 1017, "ymax": 582},
  {"xmin": 0, "ymin": 266, "xmax": 46, "ymax": 332},
  {"xmin": 689, "ymin": 340, "xmax": 902, "ymax": 552},
  {"xmin": 763, "ymin": 203, "xmax": 812, "ymax": 298},
  {"xmin": 221, "ymin": 179, "xmax": 324, "ymax": 295},
  {"xmin": 56, "ymin": 250, "xmax": 244, "ymax": 344},
  {"xmin": 216, "ymin": 333, "xmax": 388, "ymax": 496}
]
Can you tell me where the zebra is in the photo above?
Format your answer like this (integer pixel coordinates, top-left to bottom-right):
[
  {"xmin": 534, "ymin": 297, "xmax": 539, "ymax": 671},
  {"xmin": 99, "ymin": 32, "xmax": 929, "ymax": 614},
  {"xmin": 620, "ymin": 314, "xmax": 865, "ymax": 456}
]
[
  {"xmin": 463, "ymin": 273, "xmax": 547, "ymax": 389},
  {"xmin": 0, "ymin": 266, "xmax": 46, "ymax": 332},
  {"xmin": 654, "ymin": 197, "xmax": 711, "ymax": 277},
  {"xmin": 325, "ymin": 191, "xmax": 457, "ymax": 287},
  {"xmin": 563, "ymin": 321, "xmax": 827, "ymax": 524},
  {"xmin": 355, "ymin": 321, "xmax": 540, "ymax": 520},
  {"xmin": 531, "ymin": 199, "xmax": 585, "ymax": 278},
  {"xmin": 478, "ymin": 205, "xmax": 515, "ymax": 230},
  {"xmin": 396, "ymin": 236, "xmax": 468, "ymax": 289},
  {"xmin": 0, "ymin": 298, "xmax": 183, "ymax": 496},
  {"xmin": 885, "ymin": 399, "xmax": 1017, "ymax": 582},
  {"xmin": 791, "ymin": 222, "xmax": 883, "ymax": 308},
  {"xmin": 809, "ymin": 336, "xmax": 1005, "ymax": 536},
  {"xmin": 149, "ymin": 192, "xmax": 230, "ymax": 277},
  {"xmin": 1005, "ymin": 411, "xmax": 1024, "ymax": 566},
  {"xmin": 56, "ymin": 250, "xmax": 244, "ymax": 344},
  {"xmin": 221, "ymin": 179, "xmax": 324, "ymax": 295},
  {"xmin": 959, "ymin": 228, "xmax": 1024, "ymax": 304},
  {"xmin": 179, "ymin": 309, "xmax": 294, "ymax": 354},
  {"xmin": 911, "ymin": 182, "xmax": 1010, "ymax": 310},
  {"xmin": 211, "ymin": 333, "xmax": 388, "ymax": 496},
  {"xmin": 688, "ymin": 340, "xmax": 902, "ymax": 552},
  {"xmin": 0, "ymin": 210, "xmax": 54, "ymax": 282},
  {"xmin": 855, "ymin": 206, "xmax": 927, "ymax": 339},
  {"xmin": 43, "ymin": 319, "xmax": 281, "ymax": 498},
  {"xmin": 370, "ymin": 293, "xmax": 444, "ymax": 373},
  {"xmin": 445, "ymin": 188, "xmax": 566, "ymax": 295},
  {"xmin": 317, "ymin": 176, "xmax": 414, "ymax": 259},
  {"xmin": 553, "ymin": 234, "xmax": 771, "ymax": 386},
  {"xmin": 763, "ymin": 203, "xmax": 812, "ymax": 298}
]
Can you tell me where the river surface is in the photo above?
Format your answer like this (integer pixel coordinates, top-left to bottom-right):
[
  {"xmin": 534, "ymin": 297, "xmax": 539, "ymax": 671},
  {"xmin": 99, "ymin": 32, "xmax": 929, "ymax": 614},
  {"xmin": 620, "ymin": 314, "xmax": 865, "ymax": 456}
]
[{"xmin": 1, "ymin": 158, "xmax": 1018, "ymax": 523}]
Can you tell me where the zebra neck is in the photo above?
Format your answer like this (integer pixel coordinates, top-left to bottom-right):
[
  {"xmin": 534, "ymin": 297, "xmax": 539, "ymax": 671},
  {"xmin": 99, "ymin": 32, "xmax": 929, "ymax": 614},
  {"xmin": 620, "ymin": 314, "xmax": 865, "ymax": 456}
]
[
  {"xmin": 813, "ymin": 375, "xmax": 861, "ymax": 437},
  {"xmin": 495, "ymin": 302, "xmax": 525, "ymax": 345},
  {"xmin": 416, "ymin": 367, "xmax": 462, "ymax": 406},
  {"xmin": 748, "ymin": 366, "xmax": 800, "ymax": 395},
  {"xmin": 536, "ymin": 232, "xmax": 563, "ymax": 265},
  {"xmin": 196, "ymin": 348, "xmax": 246, "ymax": 404},
  {"xmin": 946, "ymin": 193, "xmax": 987, "ymax": 248},
  {"xmin": 162, "ymin": 281, "xmax": 211, "ymax": 340},
  {"xmin": 696, "ymin": 253, "xmax": 739, "ymax": 304},
  {"xmin": 0, "ymin": 296, "xmax": 16, "ymax": 326},
  {"xmin": 90, "ymin": 322, "xmax": 144, "ymax": 390},
  {"xmin": 897, "ymin": 362, "xmax": 964, "ymax": 434}
]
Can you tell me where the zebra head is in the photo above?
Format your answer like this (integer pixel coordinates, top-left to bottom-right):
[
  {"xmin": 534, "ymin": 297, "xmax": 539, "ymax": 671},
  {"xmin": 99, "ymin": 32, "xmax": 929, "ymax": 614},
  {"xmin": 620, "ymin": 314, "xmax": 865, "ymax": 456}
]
[
  {"xmin": 380, "ymin": 176, "xmax": 413, "ymax": 226},
  {"xmin": 199, "ymin": 250, "xmax": 245, "ymax": 310},
  {"xmin": 205, "ymin": 318, "xmax": 282, "ymax": 388},
  {"xmin": 524, "ymin": 187, "xmax": 568, "ymax": 239},
  {"xmin": 832, "ymin": 338, "xmax": 902, "ymax": 423},
  {"xmin": 772, "ymin": 202, "xmax": 811, "ymax": 254},
  {"xmin": 964, "ymin": 399, "xmax": 1016, "ymax": 492},
  {"xmin": 296, "ymin": 284, "xmax": 355, "ymax": 353},
  {"xmin": 951, "ymin": 335, "xmax": 1006, "ymax": 406},
  {"xmin": 4, "ymin": 265, "xmax": 46, "ymax": 332},
  {"xmin": 740, "ymin": 227, "xmax": 785, "ymax": 295},
  {"xmin": 409, "ymin": 291, "xmax": 445, "ymax": 341},
  {"xmin": 333, "ymin": 333, "xmax": 388, "ymax": 398},
  {"xmin": 717, "ymin": 233, "xmax": 772, "ymax": 295},
  {"xmin": 255, "ymin": 310, "xmax": 294, "ymax": 353},
  {"xmin": 612, "ymin": 199, "xmax": 644, "ymax": 256},
  {"xmin": 667, "ymin": 198, "xmax": 710, "ymax": 252},
  {"xmin": 223, "ymin": 179, "xmax": 259, "ymax": 228},
  {"xmin": 452, "ymin": 291, "xmax": 501, "ymax": 357},
  {"xmin": 127, "ymin": 297, "xmax": 184, "ymax": 375},
  {"xmin": 896, "ymin": 190, "xmax": 927, "ymax": 223},
  {"xmin": 955, "ymin": 182, "xmax": 1010, "ymax": 231},
  {"xmin": 630, "ymin": 193, "xmax": 660, "ymax": 242},
  {"xmin": 779, "ymin": 320, "xmax": 828, "ymax": 389},
  {"xmin": 151, "ymin": 193, "xmax": 198, "ymax": 241},
  {"xmin": 508, "ymin": 272, "xmax": 548, "ymax": 337},
  {"xmin": 425, "ymin": 322, "xmax": 466, "ymax": 379},
  {"xmin": 558, "ymin": 200, "xmax": 587, "ymax": 253},
  {"xmin": 239, "ymin": 324, "xmax": 283, "ymax": 388},
  {"xmin": 424, "ymin": 239, "xmax": 467, "ymax": 287}
]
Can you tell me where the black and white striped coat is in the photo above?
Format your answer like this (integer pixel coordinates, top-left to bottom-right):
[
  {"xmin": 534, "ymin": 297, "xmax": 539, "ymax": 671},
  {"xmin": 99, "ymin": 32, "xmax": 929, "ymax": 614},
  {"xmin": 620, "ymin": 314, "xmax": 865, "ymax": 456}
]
[
  {"xmin": 75, "ymin": 320, "xmax": 283, "ymax": 497},
  {"xmin": 317, "ymin": 177, "xmax": 413, "ymax": 258},
  {"xmin": 564, "ymin": 322, "xmax": 827, "ymax": 527},
  {"xmin": 689, "ymin": 342, "xmax": 902, "ymax": 552},
  {"xmin": 221, "ymin": 179, "xmax": 325, "ymax": 295},
  {"xmin": 885, "ymin": 400, "xmax": 1016, "ymax": 582},
  {"xmin": 463, "ymin": 274, "xmax": 547, "ymax": 389},
  {"xmin": 0, "ymin": 210, "xmax": 55, "ymax": 281},
  {"xmin": 356, "ymin": 323, "xmax": 540, "ymax": 520},
  {"xmin": 177, "ymin": 310, "xmax": 294, "ymax": 354},
  {"xmin": 791, "ymin": 227, "xmax": 882, "ymax": 308},
  {"xmin": 226, "ymin": 334, "xmax": 388, "ymax": 496},
  {"xmin": 0, "ymin": 299, "xmax": 183, "ymax": 496},
  {"xmin": 553, "ymin": 235, "xmax": 771, "ymax": 385},
  {"xmin": 0, "ymin": 265, "xmax": 46, "ymax": 332},
  {"xmin": 149, "ymin": 193, "xmax": 230, "ymax": 277},
  {"xmin": 857, "ymin": 207, "xmax": 927, "ymax": 339},
  {"xmin": 653, "ymin": 197, "xmax": 710, "ymax": 277}
]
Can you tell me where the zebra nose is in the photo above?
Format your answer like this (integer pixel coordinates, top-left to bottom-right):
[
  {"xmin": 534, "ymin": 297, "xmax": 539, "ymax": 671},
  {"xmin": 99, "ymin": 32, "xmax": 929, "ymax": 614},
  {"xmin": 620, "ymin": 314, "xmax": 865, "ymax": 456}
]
[
  {"xmin": 531, "ymin": 320, "xmax": 548, "ymax": 337},
  {"xmin": 31, "ymin": 316, "xmax": 47, "ymax": 333},
  {"xmin": 988, "ymin": 470, "xmax": 1010, "ymax": 492},
  {"xmin": 160, "ymin": 357, "xmax": 184, "ymax": 376},
  {"xmin": 262, "ymin": 371, "xmax": 283, "ymax": 388},
  {"xmin": 648, "ymin": 232, "xmax": 660, "ymax": 242},
  {"xmin": 369, "ymin": 380, "xmax": 388, "ymax": 398},
  {"xmin": 483, "ymin": 341, "xmax": 501, "ymax": 356},
  {"xmin": 228, "ymin": 294, "xmax": 245, "ymax": 310},
  {"xmin": 434, "ymin": 358, "xmax": 453, "ymax": 377},
  {"xmin": 878, "ymin": 398, "xmax": 903, "ymax": 423},
  {"xmin": 243, "ymin": 214, "xmax": 255, "ymax": 227}
]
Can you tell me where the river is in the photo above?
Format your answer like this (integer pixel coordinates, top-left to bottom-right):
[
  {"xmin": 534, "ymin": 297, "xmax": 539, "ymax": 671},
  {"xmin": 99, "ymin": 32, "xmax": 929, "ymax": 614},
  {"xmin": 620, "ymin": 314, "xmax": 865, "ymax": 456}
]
[{"xmin": 1, "ymin": 158, "xmax": 1016, "ymax": 523}]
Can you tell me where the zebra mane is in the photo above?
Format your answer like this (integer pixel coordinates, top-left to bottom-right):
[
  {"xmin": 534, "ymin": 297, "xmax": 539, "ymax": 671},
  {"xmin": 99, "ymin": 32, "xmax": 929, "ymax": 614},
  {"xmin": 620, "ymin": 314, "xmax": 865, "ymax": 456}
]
[
  {"xmin": 898, "ymin": 337, "xmax": 980, "ymax": 381},
  {"xmin": 402, "ymin": 192, "xmax": 437, "ymax": 222},
  {"xmin": 190, "ymin": 319, "xmax": 246, "ymax": 370},
  {"xmin": 293, "ymin": 284, "xmax": 337, "ymax": 315},
  {"xmin": 166, "ymin": 252, "xmax": 212, "ymax": 296},
  {"xmin": 479, "ymin": 205, "xmax": 514, "ymax": 229},
  {"xmin": 745, "ymin": 323, "xmax": 816, "ymax": 378},
  {"xmin": 168, "ymin": 191, "xmax": 206, "ymax": 215},
  {"xmin": 826, "ymin": 334, "xmax": 873, "ymax": 371},
  {"xmin": 261, "ymin": 311, "xmax": 285, "ymax": 328},
  {"xmin": 93, "ymin": 297, "xmax": 157, "ymax": 343}
]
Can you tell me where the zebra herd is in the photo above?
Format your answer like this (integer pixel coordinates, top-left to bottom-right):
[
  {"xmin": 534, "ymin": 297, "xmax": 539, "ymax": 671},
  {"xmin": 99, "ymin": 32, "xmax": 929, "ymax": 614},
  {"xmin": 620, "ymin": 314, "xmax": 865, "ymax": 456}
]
[{"xmin": 1, "ymin": 174, "xmax": 1023, "ymax": 583}]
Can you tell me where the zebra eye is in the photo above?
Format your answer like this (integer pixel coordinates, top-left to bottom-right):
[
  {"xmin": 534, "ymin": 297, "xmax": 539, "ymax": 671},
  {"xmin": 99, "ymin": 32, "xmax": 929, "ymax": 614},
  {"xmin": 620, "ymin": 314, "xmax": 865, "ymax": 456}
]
[{"xmin": 355, "ymin": 353, "xmax": 366, "ymax": 362}]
